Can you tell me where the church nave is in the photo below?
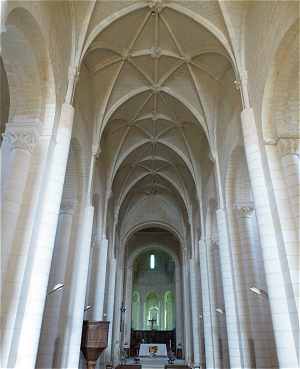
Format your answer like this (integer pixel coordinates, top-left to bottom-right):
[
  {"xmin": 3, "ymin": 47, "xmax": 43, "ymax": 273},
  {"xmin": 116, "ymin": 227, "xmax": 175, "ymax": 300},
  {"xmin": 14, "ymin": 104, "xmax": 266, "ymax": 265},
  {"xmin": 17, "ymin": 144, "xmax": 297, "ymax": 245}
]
[{"xmin": 1, "ymin": 1, "xmax": 299, "ymax": 369}]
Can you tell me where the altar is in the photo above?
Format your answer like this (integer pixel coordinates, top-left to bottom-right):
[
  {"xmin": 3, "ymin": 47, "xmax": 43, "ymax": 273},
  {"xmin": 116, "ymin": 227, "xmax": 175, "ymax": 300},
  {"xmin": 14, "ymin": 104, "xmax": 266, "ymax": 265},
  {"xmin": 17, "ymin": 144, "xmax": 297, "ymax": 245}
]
[{"xmin": 139, "ymin": 343, "xmax": 168, "ymax": 357}]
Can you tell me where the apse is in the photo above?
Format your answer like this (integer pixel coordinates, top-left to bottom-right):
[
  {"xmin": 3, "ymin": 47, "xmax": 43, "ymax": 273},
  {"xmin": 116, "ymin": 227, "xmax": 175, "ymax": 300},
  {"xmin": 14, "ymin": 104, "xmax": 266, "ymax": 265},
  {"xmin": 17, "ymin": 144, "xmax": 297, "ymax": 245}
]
[{"xmin": 132, "ymin": 249, "xmax": 175, "ymax": 331}]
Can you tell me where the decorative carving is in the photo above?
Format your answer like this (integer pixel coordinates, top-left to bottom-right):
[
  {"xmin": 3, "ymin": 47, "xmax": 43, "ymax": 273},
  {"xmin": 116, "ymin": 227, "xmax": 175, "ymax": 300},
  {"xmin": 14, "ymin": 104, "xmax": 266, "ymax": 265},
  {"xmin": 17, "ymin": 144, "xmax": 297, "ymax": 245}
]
[
  {"xmin": 277, "ymin": 138, "xmax": 300, "ymax": 158},
  {"xmin": 233, "ymin": 79, "xmax": 241, "ymax": 90},
  {"xmin": 81, "ymin": 321, "xmax": 110, "ymax": 369},
  {"xmin": 148, "ymin": 0, "xmax": 163, "ymax": 13},
  {"xmin": 150, "ymin": 47, "xmax": 161, "ymax": 59},
  {"xmin": 3, "ymin": 130, "xmax": 37, "ymax": 153},
  {"xmin": 152, "ymin": 84, "xmax": 161, "ymax": 93}
]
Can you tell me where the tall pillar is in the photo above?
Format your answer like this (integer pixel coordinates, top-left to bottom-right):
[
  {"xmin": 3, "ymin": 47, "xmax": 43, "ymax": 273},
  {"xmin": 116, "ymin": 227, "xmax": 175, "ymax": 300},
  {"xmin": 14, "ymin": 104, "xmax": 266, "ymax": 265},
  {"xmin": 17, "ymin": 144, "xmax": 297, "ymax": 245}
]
[
  {"xmin": 175, "ymin": 265, "xmax": 183, "ymax": 348},
  {"xmin": 265, "ymin": 138, "xmax": 299, "ymax": 313},
  {"xmin": 36, "ymin": 201, "xmax": 77, "ymax": 369},
  {"xmin": 1, "ymin": 126, "xmax": 37, "ymax": 367},
  {"xmin": 234, "ymin": 206, "xmax": 260, "ymax": 369},
  {"xmin": 7, "ymin": 103, "xmax": 75, "ymax": 369},
  {"xmin": 1, "ymin": 126, "xmax": 37, "ymax": 272},
  {"xmin": 278, "ymin": 138, "xmax": 300, "ymax": 226},
  {"xmin": 216, "ymin": 208, "xmax": 244, "ymax": 368},
  {"xmin": 189, "ymin": 259, "xmax": 201, "ymax": 367},
  {"xmin": 228, "ymin": 206, "xmax": 253, "ymax": 369},
  {"xmin": 182, "ymin": 257, "xmax": 192, "ymax": 363},
  {"xmin": 88, "ymin": 237, "xmax": 109, "ymax": 321},
  {"xmin": 112, "ymin": 254, "xmax": 125, "ymax": 365},
  {"xmin": 277, "ymin": 138, "xmax": 300, "ymax": 311},
  {"xmin": 199, "ymin": 239, "xmax": 221, "ymax": 369},
  {"xmin": 241, "ymin": 107, "xmax": 299, "ymax": 368},
  {"xmin": 236, "ymin": 205, "xmax": 277, "ymax": 369},
  {"xmin": 124, "ymin": 266, "xmax": 133, "ymax": 346},
  {"xmin": 105, "ymin": 258, "xmax": 117, "ymax": 364},
  {"xmin": 56, "ymin": 205, "xmax": 95, "ymax": 368}
]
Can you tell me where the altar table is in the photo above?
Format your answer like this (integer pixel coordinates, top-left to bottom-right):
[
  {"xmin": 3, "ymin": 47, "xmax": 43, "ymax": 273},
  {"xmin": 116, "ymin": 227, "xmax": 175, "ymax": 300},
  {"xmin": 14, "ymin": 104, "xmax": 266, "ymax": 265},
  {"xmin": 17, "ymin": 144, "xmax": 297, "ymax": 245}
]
[{"xmin": 139, "ymin": 343, "xmax": 168, "ymax": 357}]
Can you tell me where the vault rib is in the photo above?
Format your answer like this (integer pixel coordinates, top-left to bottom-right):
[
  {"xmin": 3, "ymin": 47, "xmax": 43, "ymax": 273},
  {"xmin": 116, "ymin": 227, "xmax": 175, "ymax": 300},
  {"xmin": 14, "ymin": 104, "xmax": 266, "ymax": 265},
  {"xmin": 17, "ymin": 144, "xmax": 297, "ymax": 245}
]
[{"xmin": 127, "ymin": 11, "xmax": 152, "ymax": 54}]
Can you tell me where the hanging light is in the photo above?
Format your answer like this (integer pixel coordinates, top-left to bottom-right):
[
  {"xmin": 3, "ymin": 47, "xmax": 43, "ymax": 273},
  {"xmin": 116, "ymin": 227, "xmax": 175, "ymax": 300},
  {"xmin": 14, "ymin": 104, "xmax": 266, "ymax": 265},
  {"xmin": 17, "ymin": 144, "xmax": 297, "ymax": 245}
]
[
  {"xmin": 47, "ymin": 283, "xmax": 64, "ymax": 296},
  {"xmin": 249, "ymin": 286, "xmax": 268, "ymax": 297}
]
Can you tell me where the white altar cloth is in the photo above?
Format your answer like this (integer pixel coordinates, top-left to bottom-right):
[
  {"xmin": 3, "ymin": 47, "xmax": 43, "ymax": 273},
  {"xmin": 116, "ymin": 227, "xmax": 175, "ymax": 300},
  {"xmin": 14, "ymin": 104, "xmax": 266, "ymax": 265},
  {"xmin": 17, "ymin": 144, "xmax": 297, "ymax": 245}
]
[{"xmin": 139, "ymin": 343, "xmax": 168, "ymax": 357}]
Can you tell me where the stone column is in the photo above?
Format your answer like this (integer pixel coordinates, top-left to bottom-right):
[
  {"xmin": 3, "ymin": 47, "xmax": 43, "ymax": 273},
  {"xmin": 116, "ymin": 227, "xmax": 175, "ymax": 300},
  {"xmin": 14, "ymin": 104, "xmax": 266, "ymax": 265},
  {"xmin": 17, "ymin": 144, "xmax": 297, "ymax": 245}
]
[
  {"xmin": 140, "ymin": 293, "xmax": 145, "ymax": 330},
  {"xmin": 278, "ymin": 138, "xmax": 300, "ymax": 226},
  {"xmin": 181, "ymin": 257, "xmax": 191, "ymax": 363},
  {"xmin": 36, "ymin": 201, "xmax": 77, "ymax": 369},
  {"xmin": 233, "ymin": 206, "xmax": 257, "ymax": 368},
  {"xmin": 1, "ymin": 127, "xmax": 37, "ymax": 367},
  {"xmin": 189, "ymin": 259, "xmax": 201, "ymax": 367},
  {"xmin": 124, "ymin": 265, "xmax": 133, "ymax": 346},
  {"xmin": 105, "ymin": 258, "xmax": 117, "ymax": 364},
  {"xmin": 241, "ymin": 107, "xmax": 299, "ymax": 368},
  {"xmin": 265, "ymin": 138, "xmax": 299, "ymax": 313},
  {"xmin": 1, "ymin": 127, "xmax": 37, "ymax": 272},
  {"xmin": 175, "ymin": 265, "xmax": 183, "ymax": 348},
  {"xmin": 89, "ymin": 237, "xmax": 109, "ymax": 321},
  {"xmin": 278, "ymin": 138, "xmax": 300, "ymax": 311},
  {"xmin": 112, "ymin": 253, "xmax": 125, "ymax": 365},
  {"xmin": 216, "ymin": 208, "xmax": 244, "ymax": 368},
  {"xmin": 9, "ymin": 103, "xmax": 75, "ymax": 369},
  {"xmin": 199, "ymin": 239, "xmax": 221, "ymax": 369},
  {"xmin": 56, "ymin": 205, "xmax": 95, "ymax": 368},
  {"xmin": 236, "ymin": 205, "xmax": 277, "ymax": 369}
]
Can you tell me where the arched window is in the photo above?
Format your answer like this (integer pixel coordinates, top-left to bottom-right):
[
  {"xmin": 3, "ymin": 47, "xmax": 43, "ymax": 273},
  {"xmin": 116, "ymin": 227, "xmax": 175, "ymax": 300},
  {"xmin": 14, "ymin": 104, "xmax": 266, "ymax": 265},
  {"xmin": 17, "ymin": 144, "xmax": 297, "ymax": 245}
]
[
  {"xmin": 145, "ymin": 292, "xmax": 160, "ymax": 329},
  {"xmin": 150, "ymin": 254, "xmax": 155, "ymax": 270}
]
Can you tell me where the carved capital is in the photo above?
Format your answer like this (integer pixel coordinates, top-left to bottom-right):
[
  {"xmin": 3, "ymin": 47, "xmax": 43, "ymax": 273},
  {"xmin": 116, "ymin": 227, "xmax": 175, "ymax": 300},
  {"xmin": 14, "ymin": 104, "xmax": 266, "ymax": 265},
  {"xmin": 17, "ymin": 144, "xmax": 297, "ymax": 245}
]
[
  {"xmin": 277, "ymin": 138, "xmax": 300, "ymax": 158},
  {"xmin": 150, "ymin": 47, "xmax": 161, "ymax": 59},
  {"xmin": 3, "ymin": 130, "xmax": 37, "ymax": 153},
  {"xmin": 236, "ymin": 206, "xmax": 254, "ymax": 218}
]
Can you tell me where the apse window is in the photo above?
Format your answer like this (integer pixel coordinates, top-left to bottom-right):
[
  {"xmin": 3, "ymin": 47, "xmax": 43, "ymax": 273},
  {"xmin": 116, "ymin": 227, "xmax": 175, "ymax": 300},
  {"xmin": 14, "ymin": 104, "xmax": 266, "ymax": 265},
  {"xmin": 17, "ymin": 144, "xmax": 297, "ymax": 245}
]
[{"xmin": 150, "ymin": 254, "xmax": 155, "ymax": 270}]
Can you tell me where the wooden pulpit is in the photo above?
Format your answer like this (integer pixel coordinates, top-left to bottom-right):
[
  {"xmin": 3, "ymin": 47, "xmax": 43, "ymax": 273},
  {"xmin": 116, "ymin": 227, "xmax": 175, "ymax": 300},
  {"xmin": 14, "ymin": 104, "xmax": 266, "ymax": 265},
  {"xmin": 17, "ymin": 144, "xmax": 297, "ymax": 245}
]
[{"xmin": 81, "ymin": 320, "xmax": 110, "ymax": 369}]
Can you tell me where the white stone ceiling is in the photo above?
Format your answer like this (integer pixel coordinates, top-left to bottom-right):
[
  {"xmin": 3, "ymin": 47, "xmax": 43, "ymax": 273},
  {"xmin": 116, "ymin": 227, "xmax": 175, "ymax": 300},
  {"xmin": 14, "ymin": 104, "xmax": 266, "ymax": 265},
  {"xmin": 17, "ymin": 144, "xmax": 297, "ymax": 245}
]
[{"xmin": 82, "ymin": 1, "xmax": 234, "ymax": 240}]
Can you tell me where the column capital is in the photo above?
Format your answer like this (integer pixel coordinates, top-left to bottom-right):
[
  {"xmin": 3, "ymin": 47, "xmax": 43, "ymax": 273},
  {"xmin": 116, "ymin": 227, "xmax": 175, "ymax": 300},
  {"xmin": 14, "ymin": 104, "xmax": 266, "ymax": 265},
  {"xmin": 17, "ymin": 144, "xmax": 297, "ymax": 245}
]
[
  {"xmin": 235, "ymin": 205, "xmax": 255, "ymax": 218},
  {"xmin": 3, "ymin": 129, "xmax": 37, "ymax": 153},
  {"xmin": 277, "ymin": 137, "xmax": 300, "ymax": 158}
]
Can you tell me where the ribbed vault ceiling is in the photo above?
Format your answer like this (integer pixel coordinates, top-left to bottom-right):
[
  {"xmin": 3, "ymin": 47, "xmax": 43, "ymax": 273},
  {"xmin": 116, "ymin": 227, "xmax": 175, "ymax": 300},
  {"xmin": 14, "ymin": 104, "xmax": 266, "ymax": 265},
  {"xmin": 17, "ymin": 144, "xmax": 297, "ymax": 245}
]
[{"xmin": 82, "ymin": 1, "xmax": 234, "ymax": 241}]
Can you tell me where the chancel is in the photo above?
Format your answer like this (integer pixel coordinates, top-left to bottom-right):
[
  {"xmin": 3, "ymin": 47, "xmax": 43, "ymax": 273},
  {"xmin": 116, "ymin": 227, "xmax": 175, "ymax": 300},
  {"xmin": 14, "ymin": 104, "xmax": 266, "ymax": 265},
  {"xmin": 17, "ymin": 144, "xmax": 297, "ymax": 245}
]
[{"xmin": 1, "ymin": 2, "xmax": 299, "ymax": 369}]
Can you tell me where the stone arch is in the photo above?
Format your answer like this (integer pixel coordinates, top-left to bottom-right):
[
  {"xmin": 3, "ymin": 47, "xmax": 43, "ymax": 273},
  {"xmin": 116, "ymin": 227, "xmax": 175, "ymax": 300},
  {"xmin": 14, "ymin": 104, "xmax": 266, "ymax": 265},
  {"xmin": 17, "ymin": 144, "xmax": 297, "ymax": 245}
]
[
  {"xmin": 120, "ymin": 195, "xmax": 185, "ymax": 242},
  {"xmin": 144, "ymin": 291, "xmax": 160, "ymax": 329},
  {"xmin": 99, "ymin": 87, "xmax": 208, "ymax": 143},
  {"xmin": 82, "ymin": 2, "xmax": 235, "ymax": 67},
  {"xmin": 2, "ymin": 7, "xmax": 55, "ymax": 126}
]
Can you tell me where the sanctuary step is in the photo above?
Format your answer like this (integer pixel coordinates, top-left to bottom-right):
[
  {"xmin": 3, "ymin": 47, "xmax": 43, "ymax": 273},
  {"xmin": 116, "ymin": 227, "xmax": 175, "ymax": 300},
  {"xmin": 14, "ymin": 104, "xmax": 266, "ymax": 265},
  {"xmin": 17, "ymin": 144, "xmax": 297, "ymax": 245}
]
[{"xmin": 126, "ymin": 357, "xmax": 186, "ymax": 369}]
